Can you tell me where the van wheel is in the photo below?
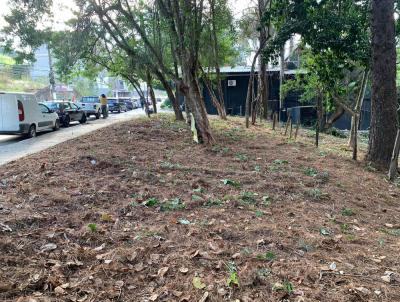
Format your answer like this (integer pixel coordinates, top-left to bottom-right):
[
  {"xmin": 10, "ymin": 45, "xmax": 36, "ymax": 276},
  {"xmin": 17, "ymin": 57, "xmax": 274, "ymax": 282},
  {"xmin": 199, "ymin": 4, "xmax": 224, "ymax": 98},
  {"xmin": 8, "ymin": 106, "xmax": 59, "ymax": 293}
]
[
  {"xmin": 79, "ymin": 113, "xmax": 87, "ymax": 124},
  {"xmin": 27, "ymin": 125, "xmax": 36, "ymax": 138},
  {"xmin": 54, "ymin": 120, "xmax": 60, "ymax": 131}
]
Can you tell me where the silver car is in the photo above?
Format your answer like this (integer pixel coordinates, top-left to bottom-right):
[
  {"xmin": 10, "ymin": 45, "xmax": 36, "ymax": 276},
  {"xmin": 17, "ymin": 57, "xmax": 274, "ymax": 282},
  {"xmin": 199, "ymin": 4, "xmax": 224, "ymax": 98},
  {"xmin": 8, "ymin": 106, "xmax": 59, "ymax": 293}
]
[{"xmin": 77, "ymin": 96, "xmax": 102, "ymax": 119}]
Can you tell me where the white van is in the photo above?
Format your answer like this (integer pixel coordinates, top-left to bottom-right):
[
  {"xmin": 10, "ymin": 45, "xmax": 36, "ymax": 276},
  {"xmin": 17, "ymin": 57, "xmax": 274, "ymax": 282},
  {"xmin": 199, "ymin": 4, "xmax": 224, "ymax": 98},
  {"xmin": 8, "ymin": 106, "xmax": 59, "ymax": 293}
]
[{"xmin": 0, "ymin": 92, "xmax": 60, "ymax": 138}]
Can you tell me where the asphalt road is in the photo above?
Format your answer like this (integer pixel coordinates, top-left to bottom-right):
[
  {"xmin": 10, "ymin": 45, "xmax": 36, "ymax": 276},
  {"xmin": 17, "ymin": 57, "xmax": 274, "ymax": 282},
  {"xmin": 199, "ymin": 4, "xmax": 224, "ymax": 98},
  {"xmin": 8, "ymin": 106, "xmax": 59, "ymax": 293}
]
[{"xmin": 0, "ymin": 108, "xmax": 146, "ymax": 166}]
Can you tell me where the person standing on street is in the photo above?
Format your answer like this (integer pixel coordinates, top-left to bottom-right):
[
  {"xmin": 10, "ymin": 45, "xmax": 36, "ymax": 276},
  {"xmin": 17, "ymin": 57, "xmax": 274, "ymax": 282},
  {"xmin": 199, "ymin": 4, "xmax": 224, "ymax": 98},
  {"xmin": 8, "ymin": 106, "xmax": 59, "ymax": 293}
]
[{"xmin": 100, "ymin": 94, "xmax": 108, "ymax": 119}]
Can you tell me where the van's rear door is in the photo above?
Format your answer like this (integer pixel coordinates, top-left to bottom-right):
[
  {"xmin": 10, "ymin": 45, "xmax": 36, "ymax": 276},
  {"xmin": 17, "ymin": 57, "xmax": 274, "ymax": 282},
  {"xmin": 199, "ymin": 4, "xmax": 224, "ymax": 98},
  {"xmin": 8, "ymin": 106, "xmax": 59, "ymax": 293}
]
[{"xmin": 0, "ymin": 93, "xmax": 19, "ymax": 132}]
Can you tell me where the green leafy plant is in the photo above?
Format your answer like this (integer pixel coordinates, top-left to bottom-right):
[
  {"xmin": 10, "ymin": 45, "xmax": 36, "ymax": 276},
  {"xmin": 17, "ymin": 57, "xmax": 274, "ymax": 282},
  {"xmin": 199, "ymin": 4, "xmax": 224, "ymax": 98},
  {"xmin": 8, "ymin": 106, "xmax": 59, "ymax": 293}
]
[
  {"xmin": 87, "ymin": 223, "xmax": 97, "ymax": 232},
  {"xmin": 160, "ymin": 198, "xmax": 185, "ymax": 211},
  {"xmin": 255, "ymin": 210, "xmax": 264, "ymax": 217},
  {"xmin": 240, "ymin": 191, "xmax": 257, "ymax": 205},
  {"xmin": 304, "ymin": 167, "xmax": 318, "ymax": 177},
  {"xmin": 341, "ymin": 208, "xmax": 355, "ymax": 216},
  {"xmin": 254, "ymin": 165, "xmax": 261, "ymax": 172},
  {"xmin": 257, "ymin": 251, "xmax": 276, "ymax": 261},
  {"xmin": 225, "ymin": 261, "xmax": 239, "ymax": 287},
  {"xmin": 269, "ymin": 159, "xmax": 289, "ymax": 172},
  {"xmin": 262, "ymin": 195, "xmax": 271, "ymax": 206},
  {"xmin": 235, "ymin": 153, "xmax": 248, "ymax": 161},
  {"xmin": 144, "ymin": 198, "xmax": 159, "ymax": 207},
  {"xmin": 307, "ymin": 188, "xmax": 329, "ymax": 200},
  {"xmin": 204, "ymin": 198, "xmax": 223, "ymax": 207},
  {"xmin": 191, "ymin": 194, "xmax": 203, "ymax": 201},
  {"xmin": 222, "ymin": 179, "xmax": 241, "ymax": 188}
]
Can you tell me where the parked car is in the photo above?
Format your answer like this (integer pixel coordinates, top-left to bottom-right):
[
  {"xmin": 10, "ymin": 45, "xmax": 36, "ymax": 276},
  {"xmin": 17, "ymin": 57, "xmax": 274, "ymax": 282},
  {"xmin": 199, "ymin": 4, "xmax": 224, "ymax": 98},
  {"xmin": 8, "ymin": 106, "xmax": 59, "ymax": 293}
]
[
  {"xmin": 125, "ymin": 100, "xmax": 134, "ymax": 111},
  {"xmin": 77, "ymin": 96, "xmax": 101, "ymax": 119},
  {"xmin": 0, "ymin": 92, "xmax": 60, "ymax": 138},
  {"xmin": 42, "ymin": 101, "xmax": 87, "ymax": 127},
  {"xmin": 132, "ymin": 99, "xmax": 141, "ymax": 109},
  {"xmin": 108, "ymin": 98, "xmax": 127, "ymax": 113}
]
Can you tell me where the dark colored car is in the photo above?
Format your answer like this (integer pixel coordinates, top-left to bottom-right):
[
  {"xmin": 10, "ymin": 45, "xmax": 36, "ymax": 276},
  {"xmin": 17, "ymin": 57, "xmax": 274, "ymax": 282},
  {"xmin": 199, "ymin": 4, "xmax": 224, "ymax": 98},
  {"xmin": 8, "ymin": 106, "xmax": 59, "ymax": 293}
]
[
  {"xmin": 125, "ymin": 100, "xmax": 134, "ymax": 110},
  {"xmin": 43, "ymin": 101, "xmax": 87, "ymax": 127},
  {"xmin": 108, "ymin": 98, "xmax": 127, "ymax": 113}
]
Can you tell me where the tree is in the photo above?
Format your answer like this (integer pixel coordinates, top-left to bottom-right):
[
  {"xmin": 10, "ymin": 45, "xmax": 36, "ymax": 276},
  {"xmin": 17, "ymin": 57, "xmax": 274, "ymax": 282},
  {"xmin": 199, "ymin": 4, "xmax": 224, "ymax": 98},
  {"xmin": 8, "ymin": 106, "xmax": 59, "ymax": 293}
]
[{"xmin": 366, "ymin": 0, "xmax": 399, "ymax": 168}]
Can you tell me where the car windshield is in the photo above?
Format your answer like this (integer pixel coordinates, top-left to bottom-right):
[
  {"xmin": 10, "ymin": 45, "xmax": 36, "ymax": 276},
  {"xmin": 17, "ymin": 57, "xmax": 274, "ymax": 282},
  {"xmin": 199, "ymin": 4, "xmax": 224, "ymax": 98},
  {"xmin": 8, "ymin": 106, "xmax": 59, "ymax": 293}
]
[
  {"xmin": 81, "ymin": 97, "xmax": 99, "ymax": 103},
  {"xmin": 43, "ymin": 102, "xmax": 60, "ymax": 110}
]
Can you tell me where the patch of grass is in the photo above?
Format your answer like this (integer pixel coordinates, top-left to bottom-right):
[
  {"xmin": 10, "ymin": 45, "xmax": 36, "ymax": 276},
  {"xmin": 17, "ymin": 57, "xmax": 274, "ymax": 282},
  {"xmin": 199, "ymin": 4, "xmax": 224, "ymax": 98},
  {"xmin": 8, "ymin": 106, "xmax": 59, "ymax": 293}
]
[
  {"xmin": 304, "ymin": 167, "xmax": 318, "ymax": 177},
  {"xmin": 307, "ymin": 188, "xmax": 328, "ymax": 200},
  {"xmin": 340, "ymin": 223, "xmax": 350, "ymax": 233},
  {"xmin": 254, "ymin": 165, "xmax": 261, "ymax": 172},
  {"xmin": 382, "ymin": 228, "xmax": 400, "ymax": 237},
  {"xmin": 255, "ymin": 210, "xmax": 264, "ymax": 217},
  {"xmin": 224, "ymin": 127, "xmax": 241, "ymax": 141},
  {"xmin": 160, "ymin": 198, "xmax": 185, "ymax": 211},
  {"xmin": 191, "ymin": 194, "xmax": 203, "ymax": 201},
  {"xmin": 257, "ymin": 251, "xmax": 276, "ymax": 261},
  {"xmin": 240, "ymin": 191, "xmax": 258, "ymax": 205},
  {"xmin": 87, "ymin": 223, "xmax": 97, "ymax": 232},
  {"xmin": 235, "ymin": 153, "xmax": 248, "ymax": 162},
  {"xmin": 204, "ymin": 198, "xmax": 223, "ymax": 207},
  {"xmin": 222, "ymin": 179, "xmax": 241, "ymax": 188},
  {"xmin": 160, "ymin": 161, "xmax": 185, "ymax": 170},
  {"xmin": 341, "ymin": 208, "xmax": 355, "ymax": 217},
  {"xmin": 144, "ymin": 198, "xmax": 159, "ymax": 207},
  {"xmin": 269, "ymin": 159, "xmax": 289, "ymax": 172}
]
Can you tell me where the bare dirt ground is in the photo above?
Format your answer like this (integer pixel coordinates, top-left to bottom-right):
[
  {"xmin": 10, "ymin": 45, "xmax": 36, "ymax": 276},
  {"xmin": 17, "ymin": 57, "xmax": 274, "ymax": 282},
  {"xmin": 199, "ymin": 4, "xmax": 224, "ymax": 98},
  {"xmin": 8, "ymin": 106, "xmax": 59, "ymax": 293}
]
[{"xmin": 1, "ymin": 114, "xmax": 400, "ymax": 302}]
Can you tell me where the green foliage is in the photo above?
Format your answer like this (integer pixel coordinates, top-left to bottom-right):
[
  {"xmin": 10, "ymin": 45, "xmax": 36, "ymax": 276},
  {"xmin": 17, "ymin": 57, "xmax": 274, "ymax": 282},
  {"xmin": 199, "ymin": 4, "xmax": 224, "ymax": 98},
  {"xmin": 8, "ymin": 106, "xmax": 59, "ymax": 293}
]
[
  {"xmin": 257, "ymin": 251, "xmax": 276, "ymax": 261},
  {"xmin": 240, "ymin": 191, "xmax": 257, "ymax": 205},
  {"xmin": 222, "ymin": 179, "xmax": 241, "ymax": 188},
  {"xmin": 235, "ymin": 153, "xmax": 248, "ymax": 161},
  {"xmin": 225, "ymin": 261, "xmax": 239, "ymax": 287},
  {"xmin": 160, "ymin": 98, "xmax": 172, "ymax": 109},
  {"xmin": 269, "ymin": 159, "xmax": 289, "ymax": 172},
  {"xmin": 144, "ymin": 198, "xmax": 159, "ymax": 207},
  {"xmin": 304, "ymin": 167, "xmax": 318, "ymax": 177},
  {"xmin": 87, "ymin": 223, "xmax": 97, "ymax": 232},
  {"xmin": 341, "ymin": 208, "xmax": 355, "ymax": 217},
  {"xmin": 160, "ymin": 198, "xmax": 185, "ymax": 211}
]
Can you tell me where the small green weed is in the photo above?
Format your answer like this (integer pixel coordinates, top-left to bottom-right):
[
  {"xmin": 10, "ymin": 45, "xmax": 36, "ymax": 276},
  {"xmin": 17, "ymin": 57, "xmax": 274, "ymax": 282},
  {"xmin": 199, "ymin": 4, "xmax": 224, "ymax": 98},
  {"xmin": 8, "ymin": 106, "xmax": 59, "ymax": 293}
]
[
  {"xmin": 304, "ymin": 167, "xmax": 318, "ymax": 177},
  {"xmin": 254, "ymin": 165, "xmax": 261, "ymax": 172},
  {"xmin": 193, "ymin": 187, "xmax": 205, "ymax": 193},
  {"xmin": 204, "ymin": 198, "xmax": 223, "ymax": 207},
  {"xmin": 87, "ymin": 223, "xmax": 97, "ymax": 232},
  {"xmin": 191, "ymin": 194, "xmax": 203, "ymax": 201},
  {"xmin": 340, "ymin": 223, "xmax": 350, "ymax": 233},
  {"xmin": 307, "ymin": 188, "xmax": 328, "ymax": 200},
  {"xmin": 257, "ymin": 251, "xmax": 276, "ymax": 261},
  {"xmin": 261, "ymin": 195, "xmax": 271, "ymax": 207},
  {"xmin": 222, "ymin": 179, "xmax": 241, "ymax": 188},
  {"xmin": 160, "ymin": 198, "xmax": 185, "ymax": 211},
  {"xmin": 240, "ymin": 191, "xmax": 258, "ymax": 205},
  {"xmin": 269, "ymin": 159, "xmax": 289, "ymax": 172},
  {"xmin": 235, "ymin": 153, "xmax": 248, "ymax": 161},
  {"xmin": 255, "ymin": 210, "xmax": 264, "ymax": 217},
  {"xmin": 341, "ymin": 208, "xmax": 355, "ymax": 217},
  {"xmin": 225, "ymin": 261, "xmax": 239, "ymax": 288},
  {"xmin": 144, "ymin": 198, "xmax": 159, "ymax": 207}
]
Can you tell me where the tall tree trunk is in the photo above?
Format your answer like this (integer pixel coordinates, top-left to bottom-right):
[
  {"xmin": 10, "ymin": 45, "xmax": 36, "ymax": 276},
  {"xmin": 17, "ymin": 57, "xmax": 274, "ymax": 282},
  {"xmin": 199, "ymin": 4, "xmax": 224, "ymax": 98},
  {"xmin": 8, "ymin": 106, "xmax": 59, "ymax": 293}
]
[
  {"xmin": 258, "ymin": 0, "xmax": 269, "ymax": 120},
  {"xmin": 153, "ymin": 68, "xmax": 184, "ymax": 120},
  {"xmin": 146, "ymin": 71, "xmax": 158, "ymax": 114},
  {"xmin": 245, "ymin": 48, "xmax": 262, "ymax": 128},
  {"xmin": 349, "ymin": 69, "xmax": 369, "ymax": 148},
  {"xmin": 180, "ymin": 62, "xmax": 215, "ymax": 145},
  {"xmin": 366, "ymin": 0, "xmax": 398, "ymax": 169},
  {"xmin": 279, "ymin": 48, "xmax": 285, "ymax": 122}
]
